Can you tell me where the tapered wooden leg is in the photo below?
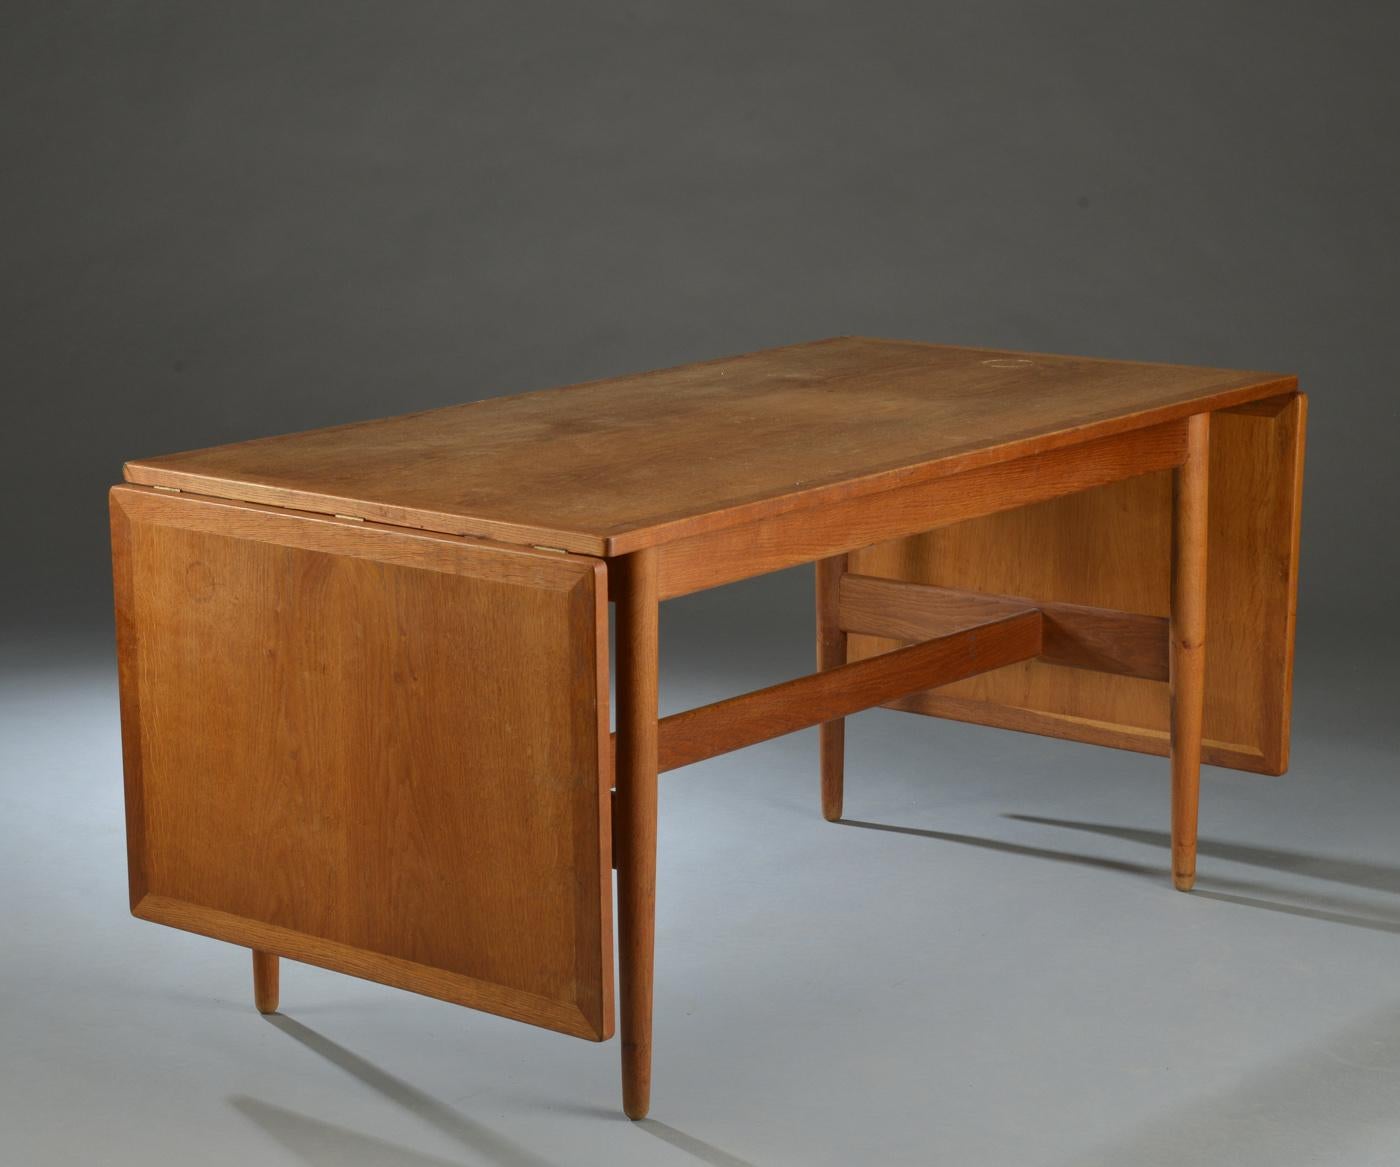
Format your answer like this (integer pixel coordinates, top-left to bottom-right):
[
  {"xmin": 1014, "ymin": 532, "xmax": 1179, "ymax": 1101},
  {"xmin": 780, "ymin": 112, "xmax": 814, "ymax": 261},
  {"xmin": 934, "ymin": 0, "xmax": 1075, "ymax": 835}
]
[
  {"xmin": 1170, "ymin": 413, "xmax": 1210, "ymax": 892},
  {"xmin": 252, "ymin": 949, "xmax": 279, "ymax": 1013},
  {"xmin": 616, "ymin": 548, "xmax": 659, "ymax": 1119},
  {"xmin": 816, "ymin": 554, "xmax": 848, "ymax": 821}
]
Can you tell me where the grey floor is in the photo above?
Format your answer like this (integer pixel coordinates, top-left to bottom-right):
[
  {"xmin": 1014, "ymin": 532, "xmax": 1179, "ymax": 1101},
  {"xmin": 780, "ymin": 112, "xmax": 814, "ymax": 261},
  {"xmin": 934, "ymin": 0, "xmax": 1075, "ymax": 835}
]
[{"xmin": 4, "ymin": 594, "xmax": 1399, "ymax": 1166}]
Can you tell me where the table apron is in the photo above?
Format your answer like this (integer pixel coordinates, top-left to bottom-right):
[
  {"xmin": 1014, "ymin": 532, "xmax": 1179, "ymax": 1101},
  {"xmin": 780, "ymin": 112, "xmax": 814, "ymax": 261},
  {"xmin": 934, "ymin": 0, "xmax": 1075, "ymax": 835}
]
[{"xmin": 646, "ymin": 418, "xmax": 1189, "ymax": 599}]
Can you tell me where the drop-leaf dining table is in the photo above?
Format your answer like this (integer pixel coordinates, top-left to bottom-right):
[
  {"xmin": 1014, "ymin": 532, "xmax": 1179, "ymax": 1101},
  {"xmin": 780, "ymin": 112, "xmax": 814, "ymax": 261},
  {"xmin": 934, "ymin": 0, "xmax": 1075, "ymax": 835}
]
[{"xmin": 110, "ymin": 337, "xmax": 1306, "ymax": 1118}]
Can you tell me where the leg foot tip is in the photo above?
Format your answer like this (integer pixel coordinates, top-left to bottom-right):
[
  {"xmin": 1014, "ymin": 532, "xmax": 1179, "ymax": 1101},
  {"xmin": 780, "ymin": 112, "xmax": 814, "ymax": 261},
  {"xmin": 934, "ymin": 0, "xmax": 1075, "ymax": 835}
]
[{"xmin": 1173, "ymin": 871, "xmax": 1196, "ymax": 892}]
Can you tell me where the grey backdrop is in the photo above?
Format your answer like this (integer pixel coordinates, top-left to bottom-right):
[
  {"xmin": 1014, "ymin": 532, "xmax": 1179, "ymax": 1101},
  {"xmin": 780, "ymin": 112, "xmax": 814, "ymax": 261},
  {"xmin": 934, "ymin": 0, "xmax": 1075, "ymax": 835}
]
[
  {"xmin": 5, "ymin": 5, "xmax": 1400, "ymax": 1164},
  {"xmin": 3, "ymin": 1, "xmax": 1398, "ymax": 649}
]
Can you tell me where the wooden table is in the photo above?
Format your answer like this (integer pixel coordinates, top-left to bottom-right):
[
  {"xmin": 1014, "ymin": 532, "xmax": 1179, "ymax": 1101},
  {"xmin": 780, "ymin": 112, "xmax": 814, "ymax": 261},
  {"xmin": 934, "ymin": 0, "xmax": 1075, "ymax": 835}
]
[{"xmin": 110, "ymin": 337, "xmax": 1307, "ymax": 1118}]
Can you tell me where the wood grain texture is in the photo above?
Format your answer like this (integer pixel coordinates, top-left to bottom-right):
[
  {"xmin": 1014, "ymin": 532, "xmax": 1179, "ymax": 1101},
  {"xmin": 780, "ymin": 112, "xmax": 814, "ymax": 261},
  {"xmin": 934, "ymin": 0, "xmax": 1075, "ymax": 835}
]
[
  {"xmin": 253, "ymin": 950, "xmax": 279, "ymax": 1014},
  {"xmin": 838, "ymin": 575, "xmax": 1169, "ymax": 682},
  {"xmin": 816, "ymin": 555, "xmax": 848, "ymax": 822},
  {"xmin": 110, "ymin": 485, "xmax": 614, "ymax": 1040},
  {"xmin": 657, "ymin": 611, "xmax": 1043, "ymax": 773},
  {"xmin": 614, "ymin": 549, "xmax": 659, "ymax": 1120},
  {"xmin": 854, "ymin": 394, "xmax": 1306, "ymax": 775},
  {"xmin": 1170, "ymin": 413, "xmax": 1210, "ymax": 891},
  {"xmin": 124, "ymin": 338, "xmax": 1294, "ymax": 557},
  {"xmin": 655, "ymin": 419, "xmax": 1188, "ymax": 599}
]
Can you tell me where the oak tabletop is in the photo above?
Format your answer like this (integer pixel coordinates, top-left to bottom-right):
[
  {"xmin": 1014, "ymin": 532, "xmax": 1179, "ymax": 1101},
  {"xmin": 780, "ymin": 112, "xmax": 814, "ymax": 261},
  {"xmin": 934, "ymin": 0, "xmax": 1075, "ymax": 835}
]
[{"xmin": 123, "ymin": 337, "xmax": 1295, "ymax": 555}]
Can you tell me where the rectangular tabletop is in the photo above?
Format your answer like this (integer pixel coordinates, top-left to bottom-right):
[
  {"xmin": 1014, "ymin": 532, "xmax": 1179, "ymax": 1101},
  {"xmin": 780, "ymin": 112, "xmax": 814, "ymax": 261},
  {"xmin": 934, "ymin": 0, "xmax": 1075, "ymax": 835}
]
[{"xmin": 124, "ymin": 337, "xmax": 1295, "ymax": 555}]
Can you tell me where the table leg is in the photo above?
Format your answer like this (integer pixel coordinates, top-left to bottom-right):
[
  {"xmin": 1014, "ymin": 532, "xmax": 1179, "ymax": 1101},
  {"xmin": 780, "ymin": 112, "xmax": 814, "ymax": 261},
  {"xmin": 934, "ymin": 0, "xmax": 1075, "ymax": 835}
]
[
  {"xmin": 816, "ymin": 554, "xmax": 848, "ymax": 821},
  {"xmin": 252, "ymin": 949, "xmax": 279, "ymax": 1014},
  {"xmin": 616, "ymin": 547, "xmax": 659, "ymax": 1119},
  {"xmin": 1170, "ymin": 412, "xmax": 1211, "ymax": 891}
]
